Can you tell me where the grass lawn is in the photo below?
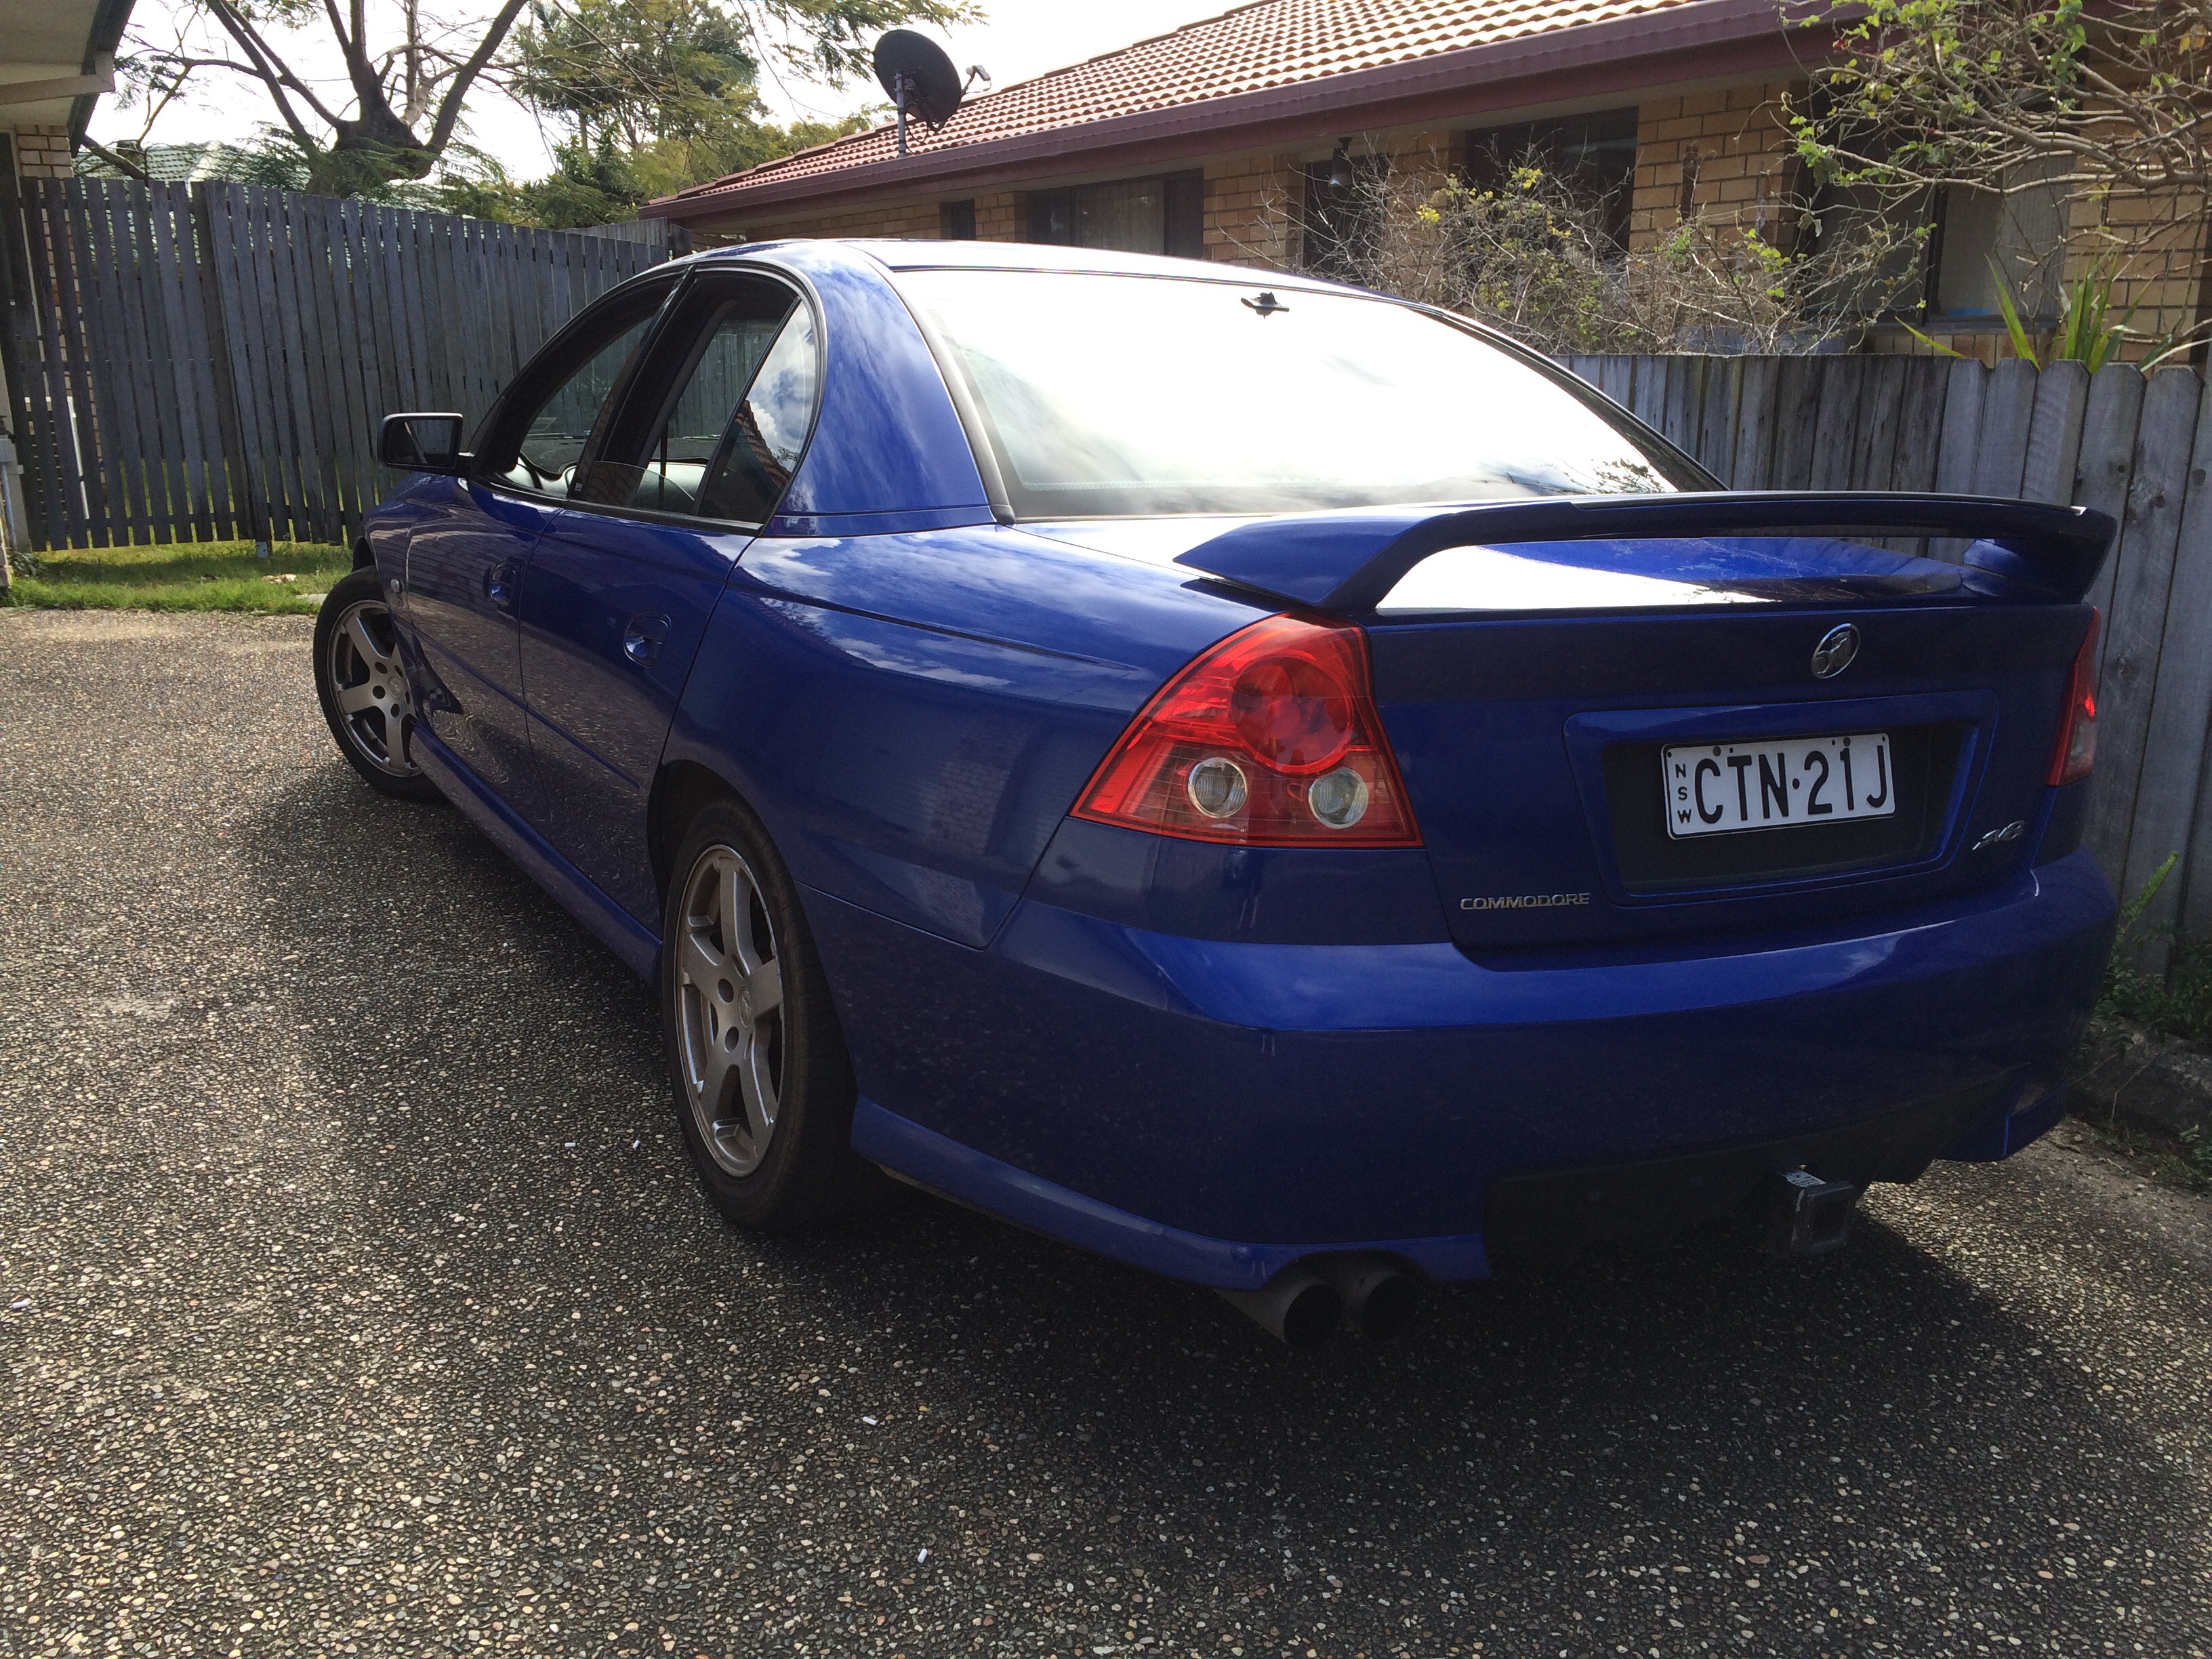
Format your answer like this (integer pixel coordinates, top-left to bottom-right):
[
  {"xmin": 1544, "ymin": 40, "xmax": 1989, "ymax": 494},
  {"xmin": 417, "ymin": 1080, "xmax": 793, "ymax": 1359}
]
[{"xmin": 4, "ymin": 539, "xmax": 351, "ymax": 616}]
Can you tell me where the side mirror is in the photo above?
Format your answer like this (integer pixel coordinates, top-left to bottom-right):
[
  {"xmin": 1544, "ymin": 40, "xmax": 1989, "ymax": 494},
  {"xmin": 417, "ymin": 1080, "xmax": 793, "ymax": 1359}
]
[{"xmin": 379, "ymin": 412, "xmax": 468, "ymax": 475}]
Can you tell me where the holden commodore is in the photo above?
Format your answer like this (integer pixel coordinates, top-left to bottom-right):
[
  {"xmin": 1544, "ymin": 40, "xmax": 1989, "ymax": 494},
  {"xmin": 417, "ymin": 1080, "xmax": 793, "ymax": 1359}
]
[{"xmin": 317, "ymin": 241, "xmax": 2116, "ymax": 1346}]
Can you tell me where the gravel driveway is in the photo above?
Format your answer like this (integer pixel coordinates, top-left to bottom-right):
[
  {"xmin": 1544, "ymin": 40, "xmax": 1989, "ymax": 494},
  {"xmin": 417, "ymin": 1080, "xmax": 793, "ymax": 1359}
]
[{"xmin": 3, "ymin": 607, "xmax": 2209, "ymax": 1659}]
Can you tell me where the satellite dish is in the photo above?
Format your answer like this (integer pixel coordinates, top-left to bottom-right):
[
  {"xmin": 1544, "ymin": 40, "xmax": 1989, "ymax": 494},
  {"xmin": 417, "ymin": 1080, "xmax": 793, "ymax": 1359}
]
[{"xmin": 874, "ymin": 30, "xmax": 966, "ymax": 155}]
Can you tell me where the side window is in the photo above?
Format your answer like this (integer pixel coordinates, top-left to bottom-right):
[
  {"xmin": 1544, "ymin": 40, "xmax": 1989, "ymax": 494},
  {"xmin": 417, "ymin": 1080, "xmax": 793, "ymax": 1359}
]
[
  {"xmin": 598, "ymin": 277, "xmax": 821, "ymax": 524},
  {"xmin": 708, "ymin": 307, "xmax": 818, "ymax": 520},
  {"xmin": 489, "ymin": 287, "xmax": 666, "ymax": 497}
]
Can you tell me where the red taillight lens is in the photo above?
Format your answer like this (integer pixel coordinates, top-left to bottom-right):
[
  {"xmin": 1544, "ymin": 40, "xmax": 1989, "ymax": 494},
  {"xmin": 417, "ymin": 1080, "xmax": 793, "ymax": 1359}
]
[
  {"xmin": 2048, "ymin": 609, "xmax": 2100, "ymax": 786},
  {"xmin": 1073, "ymin": 614, "xmax": 1420, "ymax": 846}
]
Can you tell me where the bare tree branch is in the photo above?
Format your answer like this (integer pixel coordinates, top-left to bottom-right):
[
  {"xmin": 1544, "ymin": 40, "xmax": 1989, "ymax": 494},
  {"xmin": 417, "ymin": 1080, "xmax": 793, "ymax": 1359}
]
[
  {"xmin": 423, "ymin": 0, "xmax": 533, "ymax": 157},
  {"xmin": 202, "ymin": 0, "xmax": 346, "ymax": 147}
]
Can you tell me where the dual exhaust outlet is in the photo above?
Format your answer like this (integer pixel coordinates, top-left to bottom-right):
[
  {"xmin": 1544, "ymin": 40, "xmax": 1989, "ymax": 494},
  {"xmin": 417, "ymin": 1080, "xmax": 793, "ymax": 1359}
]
[
  {"xmin": 1216, "ymin": 1253, "xmax": 1420, "ymax": 1348},
  {"xmin": 1216, "ymin": 1164, "xmax": 1861, "ymax": 1347}
]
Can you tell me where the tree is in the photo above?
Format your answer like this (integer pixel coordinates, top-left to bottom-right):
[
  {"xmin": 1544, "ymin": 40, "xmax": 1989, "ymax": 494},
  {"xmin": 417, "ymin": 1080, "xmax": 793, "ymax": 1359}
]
[
  {"xmin": 117, "ymin": 0, "xmax": 967, "ymax": 197},
  {"xmin": 1783, "ymin": 0, "xmax": 2212, "ymax": 356},
  {"xmin": 502, "ymin": 0, "xmax": 889, "ymax": 216}
]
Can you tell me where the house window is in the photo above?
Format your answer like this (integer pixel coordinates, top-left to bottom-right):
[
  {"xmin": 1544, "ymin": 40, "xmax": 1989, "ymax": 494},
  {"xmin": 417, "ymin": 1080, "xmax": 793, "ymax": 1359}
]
[
  {"xmin": 1464, "ymin": 108, "xmax": 1640, "ymax": 249},
  {"xmin": 1023, "ymin": 171, "xmax": 1204, "ymax": 257},
  {"xmin": 941, "ymin": 199, "xmax": 977, "ymax": 240},
  {"xmin": 1813, "ymin": 159, "xmax": 2067, "ymax": 323},
  {"xmin": 1302, "ymin": 157, "xmax": 1386, "ymax": 281},
  {"xmin": 1929, "ymin": 163, "xmax": 2068, "ymax": 321}
]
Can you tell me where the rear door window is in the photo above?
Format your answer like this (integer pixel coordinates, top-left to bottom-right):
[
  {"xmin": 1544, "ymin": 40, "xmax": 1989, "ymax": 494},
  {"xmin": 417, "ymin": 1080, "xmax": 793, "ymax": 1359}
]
[{"xmin": 591, "ymin": 274, "xmax": 821, "ymax": 525}]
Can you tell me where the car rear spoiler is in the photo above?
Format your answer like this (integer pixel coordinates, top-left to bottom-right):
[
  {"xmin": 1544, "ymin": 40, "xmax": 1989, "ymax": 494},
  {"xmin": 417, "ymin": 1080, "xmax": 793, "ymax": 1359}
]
[{"xmin": 1171, "ymin": 492, "xmax": 2118, "ymax": 612}]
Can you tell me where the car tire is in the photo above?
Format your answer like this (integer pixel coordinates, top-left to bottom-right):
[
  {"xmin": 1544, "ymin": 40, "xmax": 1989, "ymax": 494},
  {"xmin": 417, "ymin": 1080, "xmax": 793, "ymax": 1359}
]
[
  {"xmin": 661, "ymin": 797, "xmax": 889, "ymax": 1232},
  {"xmin": 313, "ymin": 568, "xmax": 441, "ymax": 802}
]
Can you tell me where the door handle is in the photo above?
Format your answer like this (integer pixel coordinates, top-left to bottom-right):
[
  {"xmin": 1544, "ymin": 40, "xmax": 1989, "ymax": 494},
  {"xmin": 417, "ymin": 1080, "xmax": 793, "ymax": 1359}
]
[
  {"xmin": 623, "ymin": 611, "xmax": 671, "ymax": 665},
  {"xmin": 483, "ymin": 560, "xmax": 517, "ymax": 611}
]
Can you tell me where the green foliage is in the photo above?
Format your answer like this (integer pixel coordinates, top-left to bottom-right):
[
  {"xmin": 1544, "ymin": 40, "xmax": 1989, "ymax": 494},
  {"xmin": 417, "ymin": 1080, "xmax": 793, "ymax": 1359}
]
[
  {"xmin": 419, "ymin": 107, "xmax": 879, "ymax": 229},
  {"xmin": 2098, "ymin": 855, "xmax": 2212, "ymax": 1044},
  {"xmin": 2034, "ymin": 262, "xmax": 2131, "ymax": 370},
  {"xmin": 1787, "ymin": 0, "xmax": 2212, "ymax": 365},
  {"xmin": 497, "ymin": 0, "xmax": 917, "ymax": 224},
  {"xmin": 1791, "ymin": 0, "xmax": 2093, "ymax": 192},
  {"xmin": 4, "ymin": 540, "xmax": 351, "ymax": 616},
  {"xmin": 510, "ymin": 0, "xmax": 764, "ymax": 152}
]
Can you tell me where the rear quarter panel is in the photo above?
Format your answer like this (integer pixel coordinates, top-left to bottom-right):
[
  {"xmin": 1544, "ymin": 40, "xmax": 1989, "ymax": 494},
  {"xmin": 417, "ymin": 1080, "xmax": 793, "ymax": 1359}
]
[{"xmin": 664, "ymin": 524, "xmax": 1265, "ymax": 946}]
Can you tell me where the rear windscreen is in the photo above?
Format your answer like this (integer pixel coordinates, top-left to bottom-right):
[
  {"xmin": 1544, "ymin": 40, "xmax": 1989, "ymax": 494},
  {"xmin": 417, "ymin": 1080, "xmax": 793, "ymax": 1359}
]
[{"xmin": 896, "ymin": 268, "xmax": 1707, "ymax": 517}]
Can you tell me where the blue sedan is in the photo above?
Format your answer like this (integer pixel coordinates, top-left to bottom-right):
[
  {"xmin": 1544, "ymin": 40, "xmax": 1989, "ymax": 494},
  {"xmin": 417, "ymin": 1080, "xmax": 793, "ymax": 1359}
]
[{"xmin": 317, "ymin": 241, "xmax": 2116, "ymax": 1345}]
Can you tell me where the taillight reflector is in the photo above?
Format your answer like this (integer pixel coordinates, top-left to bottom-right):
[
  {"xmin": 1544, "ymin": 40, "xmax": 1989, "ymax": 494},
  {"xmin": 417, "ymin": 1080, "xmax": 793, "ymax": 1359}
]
[
  {"xmin": 2048, "ymin": 609, "xmax": 2100, "ymax": 787},
  {"xmin": 1073, "ymin": 614, "xmax": 1420, "ymax": 846}
]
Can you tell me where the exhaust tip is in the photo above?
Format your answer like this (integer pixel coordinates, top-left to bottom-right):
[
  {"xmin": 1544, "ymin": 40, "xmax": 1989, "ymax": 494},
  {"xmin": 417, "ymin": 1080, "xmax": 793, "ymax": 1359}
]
[
  {"xmin": 1279, "ymin": 1279, "xmax": 1343, "ymax": 1349},
  {"xmin": 1315, "ymin": 1254, "xmax": 1423, "ymax": 1341},
  {"xmin": 1216, "ymin": 1267, "xmax": 1343, "ymax": 1348},
  {"xmin": 1353, "ymin": 1270, "xmax": 1420, "ymax": 1340}
]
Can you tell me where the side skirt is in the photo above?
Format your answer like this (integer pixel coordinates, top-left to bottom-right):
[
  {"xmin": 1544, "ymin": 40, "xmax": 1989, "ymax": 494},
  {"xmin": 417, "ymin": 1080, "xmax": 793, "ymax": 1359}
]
[
  {"xmin": 850, "ymin": 1099, "xmax": 1492, "ymax": 1291},
  {"xmin": 413, "ymin": 727, "xmax": 660, "ymax": 981}
]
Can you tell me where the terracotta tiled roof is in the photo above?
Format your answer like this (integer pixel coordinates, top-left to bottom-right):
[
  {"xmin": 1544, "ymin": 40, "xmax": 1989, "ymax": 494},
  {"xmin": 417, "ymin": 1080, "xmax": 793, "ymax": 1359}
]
[{"xmin": 659, "ymin": 0, "xmax": 1703, "ymax": 203}]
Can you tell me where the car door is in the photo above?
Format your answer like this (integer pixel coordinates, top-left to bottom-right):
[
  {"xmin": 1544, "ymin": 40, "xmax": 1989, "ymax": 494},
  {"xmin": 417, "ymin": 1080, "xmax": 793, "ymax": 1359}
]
[
  {"xmin": 403, "ymin": 279, "xmax": 672, "ymax": 822},
  {"xmin": 519, "ymin": 272, "xmax": 821, "ymax": 922}
]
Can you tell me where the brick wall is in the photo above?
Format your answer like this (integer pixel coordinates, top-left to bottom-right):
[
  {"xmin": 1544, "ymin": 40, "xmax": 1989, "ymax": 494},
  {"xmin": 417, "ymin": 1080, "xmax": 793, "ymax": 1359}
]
[
  {"xmin": 702, "ymin": 161, "xmax": 1318, "ymax": 268},
  {"xmin": 2068, "ymin": 186, "xmax": 2209, "ymax": 358},
  {"xmin": 9, "ymin": 126, "xmax": 75, "ymax": 180},
  {"xmin": 671, "ymin": 87, "xmax": 2205, "ymax": 359},
  {"xmin": 974, "ymin": 191, "xmax": 1020, "ymax": 239},
  {"xmin": 1629, "ymin": 85, "xmax": 1801, "ymax": 253},
  {"xmin": 689, "ymin": 187, "xmax": 1029, "ymax": 247},
  {"xmin": 693, "ymin": 196, "xmax": 943, "ymax": 245},
  {"xmin": 1201, "ymin": 152, "xmax": 1300, "ymax": 267}
]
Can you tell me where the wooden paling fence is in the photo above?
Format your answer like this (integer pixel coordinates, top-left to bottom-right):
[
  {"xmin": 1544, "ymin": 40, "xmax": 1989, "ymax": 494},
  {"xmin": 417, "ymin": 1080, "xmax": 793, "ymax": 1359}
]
[
  {"xmin": 1, "ymin": 177, "xmax": 682, "ymax": 551},
  {"xmin": 1563, "ymin": 352, "xmax": 2212, "ymax": 956}
]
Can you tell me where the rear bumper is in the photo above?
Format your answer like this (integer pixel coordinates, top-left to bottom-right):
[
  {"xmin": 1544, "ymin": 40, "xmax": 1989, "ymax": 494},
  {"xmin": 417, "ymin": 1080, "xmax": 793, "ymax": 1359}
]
[{"xmin": 813, "ymin": 850, "xmax": 2114, "ymax": 1288}]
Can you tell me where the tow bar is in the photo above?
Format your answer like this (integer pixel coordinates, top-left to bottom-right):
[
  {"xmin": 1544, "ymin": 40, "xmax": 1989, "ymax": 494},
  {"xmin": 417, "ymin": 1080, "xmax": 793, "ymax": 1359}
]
[{"xmin": 1763, "ymin": 1168, "xmax": 1860, "ymax": 1257}]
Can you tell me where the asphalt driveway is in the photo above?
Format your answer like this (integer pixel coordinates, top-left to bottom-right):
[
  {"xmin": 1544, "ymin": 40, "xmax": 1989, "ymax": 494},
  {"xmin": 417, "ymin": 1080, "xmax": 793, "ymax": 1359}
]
[{"xmin": 2, "ymin": 607, "xmax": 2208, "ymax": 1659}]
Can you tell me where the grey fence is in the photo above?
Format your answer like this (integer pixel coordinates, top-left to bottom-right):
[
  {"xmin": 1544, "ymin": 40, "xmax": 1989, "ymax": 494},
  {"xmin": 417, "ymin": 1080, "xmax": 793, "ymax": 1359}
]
[
  {"xmin": 1, "ymin": 178, "xmax": 683, "ymax": 550},
  {"xmin": 1563, "ymin": 352, "xmax": 2212, "ymax": 954}
]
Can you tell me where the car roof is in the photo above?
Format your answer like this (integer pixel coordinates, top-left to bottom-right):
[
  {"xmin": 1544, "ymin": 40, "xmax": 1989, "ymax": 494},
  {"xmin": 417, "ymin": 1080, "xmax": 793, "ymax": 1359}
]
[{"xmin": 689, "ymin": 237, "xmax": 1364, "ymax": 294}]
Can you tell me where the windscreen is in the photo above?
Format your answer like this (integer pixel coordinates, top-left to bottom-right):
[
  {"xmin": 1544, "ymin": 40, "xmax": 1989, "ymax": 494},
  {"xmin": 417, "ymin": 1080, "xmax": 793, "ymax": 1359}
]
[{"xmin": 897, "ymin": 268, "xmax": 1704, "ymax": 516}]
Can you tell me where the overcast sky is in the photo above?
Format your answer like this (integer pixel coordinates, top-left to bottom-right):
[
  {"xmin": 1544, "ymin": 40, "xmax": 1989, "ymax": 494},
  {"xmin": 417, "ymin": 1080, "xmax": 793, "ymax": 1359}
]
[{"xmin": 89, "ymin": 0, "xmax": 1233, "ymax": 178}]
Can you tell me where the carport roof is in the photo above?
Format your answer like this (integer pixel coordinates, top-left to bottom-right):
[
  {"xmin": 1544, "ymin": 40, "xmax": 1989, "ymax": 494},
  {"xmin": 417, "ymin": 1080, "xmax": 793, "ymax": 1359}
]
[{"xmin": 648, "ymin": 0, "xmax": 1799, "ymax": 224}]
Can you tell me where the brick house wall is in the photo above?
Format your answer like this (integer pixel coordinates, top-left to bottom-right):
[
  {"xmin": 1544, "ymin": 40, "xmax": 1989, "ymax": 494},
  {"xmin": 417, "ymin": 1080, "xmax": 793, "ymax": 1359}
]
[
  {"xmin": 8, "ymin": 126, "xmax": 75, "ymax": 180},
  {"xmin": 1628, "ymin": 85, "xmax": 1801, "ymax": 255},
  {"xmin": 1201, "ymin": 151, "xmax": 1300, "ymax": 266},
  {"xmin": 2068, "ymin": 185, "xmax": 2209, "ymax": 355},
  {"xmin": 678, "ymin": 87, "xmax": 2203, "ymax": 362}
]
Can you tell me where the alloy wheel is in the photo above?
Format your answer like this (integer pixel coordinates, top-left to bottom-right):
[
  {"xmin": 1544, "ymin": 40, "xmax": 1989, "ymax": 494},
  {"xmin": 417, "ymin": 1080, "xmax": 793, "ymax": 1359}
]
[
  {"xmin": 326, "ymin": 598, "xmax": 417, "ymax": 776},
  {"xmin": 674, "ymin": 846, "xmax": 786, "ymax": 1177}
]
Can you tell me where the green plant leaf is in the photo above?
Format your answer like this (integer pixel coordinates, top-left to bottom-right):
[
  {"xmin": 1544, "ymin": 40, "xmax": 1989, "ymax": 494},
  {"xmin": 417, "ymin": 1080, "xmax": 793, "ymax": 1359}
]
[
  {"xmin": 1988, "ymin": 259, "xmax": 2044, "ymax": 368},
  {"xmin": 1900, "ymin": 320, "xmax": 1971, "ymax": 359}
]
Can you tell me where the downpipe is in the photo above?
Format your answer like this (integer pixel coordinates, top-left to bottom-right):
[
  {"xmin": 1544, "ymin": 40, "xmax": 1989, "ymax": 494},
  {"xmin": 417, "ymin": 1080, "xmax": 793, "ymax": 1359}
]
[{"xmin": 1216, "ymin": 1254, "xmax": 1422, "ymax": 1347}]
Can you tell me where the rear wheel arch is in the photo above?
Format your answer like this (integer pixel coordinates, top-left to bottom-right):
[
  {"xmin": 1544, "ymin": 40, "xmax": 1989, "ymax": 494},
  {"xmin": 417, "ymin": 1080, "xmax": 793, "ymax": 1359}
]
[
  {"xmin": 654, "ymin": 773, "xmax": 894, "ymax": 1229},
  {"xmin": 651, "ymin": 760, "xmax": 755, "ymax": 905}
]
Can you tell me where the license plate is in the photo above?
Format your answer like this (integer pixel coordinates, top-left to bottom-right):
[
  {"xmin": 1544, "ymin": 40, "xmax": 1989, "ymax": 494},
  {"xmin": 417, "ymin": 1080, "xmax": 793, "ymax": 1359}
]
[{"xmin": 1662, "ymin": 733, "xmax": 1894, "ymax": 839}]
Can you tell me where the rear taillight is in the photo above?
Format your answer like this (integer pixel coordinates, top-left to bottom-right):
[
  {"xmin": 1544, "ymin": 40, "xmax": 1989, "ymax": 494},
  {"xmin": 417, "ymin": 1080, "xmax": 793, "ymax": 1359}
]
[
  {"xmin": 1073, "ymin": 614, "xmax": 1420, "ymax": 846},
  {"xmin": 2048, "ymin": 609, "xmax": 2100, "ymax": 786}
]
